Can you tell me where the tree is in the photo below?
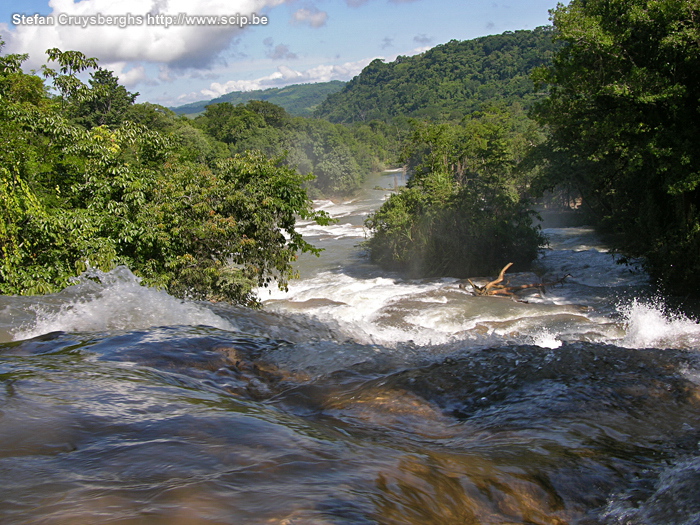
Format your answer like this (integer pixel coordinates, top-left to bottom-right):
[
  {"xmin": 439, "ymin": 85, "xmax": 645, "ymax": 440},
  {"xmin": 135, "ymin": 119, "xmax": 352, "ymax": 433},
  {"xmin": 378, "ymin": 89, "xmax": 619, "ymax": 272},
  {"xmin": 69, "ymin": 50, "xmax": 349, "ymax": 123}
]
[
  {"xmin": 197, "ymin": 102, "xmax": 266, "ymax": 145},
  {"xmin": 40, "ymin": 48, "xmax": 139, "ymax": 128},
  {"xmin": 42, "ymin": 48, "xmax": 99, "ymax": 108},
  {"xmin": 74, "ymin": 68, "xmax": 139, "ymax": 127},
  {"xmin": 365, "ymin": 110, "xmax": 544, "ymax": 277},
  {"xmin": 192, "ymin": 101, "xmax": 385, "ymax": 197},
  {"xmin": 134, "ymin": 152, "xmax": 331, "ymax": 305},
  {"xmin": 532, "ymin": 0, "xmax": 700, "ymax": 293}
]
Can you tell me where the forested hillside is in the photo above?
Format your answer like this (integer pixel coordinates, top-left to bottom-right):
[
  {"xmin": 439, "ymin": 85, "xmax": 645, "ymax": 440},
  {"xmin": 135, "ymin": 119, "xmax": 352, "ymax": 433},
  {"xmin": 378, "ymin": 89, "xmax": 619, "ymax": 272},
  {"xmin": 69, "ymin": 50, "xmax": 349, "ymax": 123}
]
[
  {"xmin": 190, "ymin": 100, "xmax": 392, "ymax": 196},
  {"xmin": 172, "ymin": 81, "xmax": 345, "ymax": 118},
  {"xmin": 315, "ymin": 27, "xmax": 557, "ymax": 123}
]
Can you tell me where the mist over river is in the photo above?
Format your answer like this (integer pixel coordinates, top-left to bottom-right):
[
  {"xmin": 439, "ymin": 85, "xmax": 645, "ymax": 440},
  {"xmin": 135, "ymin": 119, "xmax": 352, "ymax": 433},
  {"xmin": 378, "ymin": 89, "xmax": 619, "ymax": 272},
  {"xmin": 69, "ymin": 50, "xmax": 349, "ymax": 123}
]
[{"xmin": 2, "ymin": 171, "xmax": 700, "ymax": 524}]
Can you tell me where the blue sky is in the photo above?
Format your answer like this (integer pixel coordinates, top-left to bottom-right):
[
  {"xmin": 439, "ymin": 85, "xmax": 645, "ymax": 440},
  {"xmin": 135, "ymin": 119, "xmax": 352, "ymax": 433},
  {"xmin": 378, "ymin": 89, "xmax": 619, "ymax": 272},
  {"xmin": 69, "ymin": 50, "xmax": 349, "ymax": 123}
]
[{"xmin": 0, "ymin": 0, "xmax": 557, "ymax": 107}]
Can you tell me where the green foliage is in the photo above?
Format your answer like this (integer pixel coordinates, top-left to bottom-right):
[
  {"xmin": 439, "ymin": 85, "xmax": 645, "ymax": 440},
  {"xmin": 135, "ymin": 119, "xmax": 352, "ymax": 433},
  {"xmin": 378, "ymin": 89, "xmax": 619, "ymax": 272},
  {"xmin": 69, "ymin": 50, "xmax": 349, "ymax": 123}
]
[
  {"xmin": 315, "ymin": 28, "xmax": 558, "ymax": 123},
  {"xmin": 193, "ymin": 100, "xmax": 389, "ymax": 196},
  {"xmin": 532, "ymin": 0, "xmax": 700, "ymax": 294},
  {"xmin": 0, "ymin": 43, "xmax": 330, "ymax": 303},
  {"xmin": 365, "ymin": 110, "xmax": 545, "ymax": 277},
  {"xmin": 133, "ymin": 152, "xmax": 330, "ymax": 305},
  {"xmin": 41, "ymin": 48, "xmax": 99, "ymax": 107},
  {"xmin": 40, "ymin": 48, "xmax": 139, "ymax": 128},
  {"xmin": 0, "ymin": 166, "xmax": 53, "ymax": 294},
  {"xmin": 74, "ymin": 68, "xmax": 139, "ymax": 127},
  {"xmin": 124, "ymin": 103, "xmax": 224, "ymax": 163}
]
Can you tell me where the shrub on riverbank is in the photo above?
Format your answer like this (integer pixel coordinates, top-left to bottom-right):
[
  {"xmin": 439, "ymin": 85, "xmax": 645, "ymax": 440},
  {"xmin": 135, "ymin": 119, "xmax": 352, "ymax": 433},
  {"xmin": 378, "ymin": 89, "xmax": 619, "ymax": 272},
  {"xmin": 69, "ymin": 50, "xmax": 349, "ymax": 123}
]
[{"xmin": 365, "ymin": 109, "xmax": 546, "ymax": 277}]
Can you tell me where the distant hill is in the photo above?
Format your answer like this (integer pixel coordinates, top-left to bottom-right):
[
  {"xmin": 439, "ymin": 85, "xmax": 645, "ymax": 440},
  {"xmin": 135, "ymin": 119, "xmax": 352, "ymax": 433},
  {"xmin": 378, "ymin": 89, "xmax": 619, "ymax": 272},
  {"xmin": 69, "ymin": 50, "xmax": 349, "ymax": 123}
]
[
  {"xmin": 314, "ymin": 27, "xmax": 558, "ymax": 123},
  {"xmin": 171, "ymin": 81, "xmax": 346, "ymax": 117}
]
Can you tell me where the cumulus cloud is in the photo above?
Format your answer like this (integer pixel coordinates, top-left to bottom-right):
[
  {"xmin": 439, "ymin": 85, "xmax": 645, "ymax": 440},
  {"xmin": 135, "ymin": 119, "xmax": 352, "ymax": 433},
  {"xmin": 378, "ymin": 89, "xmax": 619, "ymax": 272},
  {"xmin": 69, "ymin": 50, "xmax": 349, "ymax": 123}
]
[
  {"xmin": 270, "ymin": 44, "xmax": 298, "ymax": 59},
  {"xmin": 158, "ymin": 65, "xmax": 175, "ymax": 82},
  {"xmin": 412, "ymin": 45, "xmax": 432, "ymax": 54},
  {"xmin": 109, "ymin": 63, "xmax": 153, "ymax": 87},
  {"xmin": 291, "ymin": 7, "xmax": 327, "ymax": 28},
  {"xmin": 185, "ymin": 57, "xmax": 373, "ymax": 101},
  {"xmin": 4, "ymin": 0, "xmax": 289, "ymax": 69}
]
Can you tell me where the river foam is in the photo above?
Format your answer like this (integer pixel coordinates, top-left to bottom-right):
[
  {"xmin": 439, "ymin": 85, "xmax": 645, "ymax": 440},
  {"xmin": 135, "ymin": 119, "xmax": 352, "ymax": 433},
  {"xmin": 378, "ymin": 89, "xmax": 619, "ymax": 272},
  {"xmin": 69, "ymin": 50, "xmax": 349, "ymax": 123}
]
[
  {"xmin": 11, "ymin": 266, "xmax": 237, "ymax": 341},
  {"xmin": 618, "ymin": 297, "xmax": 700, "ymax": 350},
  {"xmin": 9, "ymin": 264, "xmax": 700, "ymax": 355}
]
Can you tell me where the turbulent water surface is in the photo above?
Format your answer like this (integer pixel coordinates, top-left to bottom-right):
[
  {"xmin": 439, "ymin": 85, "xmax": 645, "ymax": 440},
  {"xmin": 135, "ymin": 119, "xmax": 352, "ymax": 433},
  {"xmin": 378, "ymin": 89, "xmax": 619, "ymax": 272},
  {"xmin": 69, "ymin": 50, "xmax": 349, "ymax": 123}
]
[{"xmin": 2, "ymin": 171, "xmax": 700, "ymax": 524}]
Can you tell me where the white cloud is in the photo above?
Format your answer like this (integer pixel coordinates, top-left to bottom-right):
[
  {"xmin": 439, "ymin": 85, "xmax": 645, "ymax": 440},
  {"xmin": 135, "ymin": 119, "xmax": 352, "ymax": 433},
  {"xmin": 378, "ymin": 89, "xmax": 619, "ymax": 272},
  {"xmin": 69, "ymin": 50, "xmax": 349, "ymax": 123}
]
[
  {"xmin": 121, "ymin": 66, "xmax": 152, "ymax": 87},
  {"xmin": 291, "ymin": 7, "xmax": 327, "ymax": 28},
  {"xmin": 411, "ymin": 45, "xmax": 432, "ymax": 54},
  {"xmin": 105, "ymin": 62, "xmax": 153, "ymax": 87},
  {"xmin": 182, "ymin": 56, "xmax": 373, "ymax": 102},
  {"xmin": 347, "ymin": 0, "xmax": 420, "ymax": 5},
  {"xmin": 5, "ymin": 0, "xmax": 291, "ymax": 69}
]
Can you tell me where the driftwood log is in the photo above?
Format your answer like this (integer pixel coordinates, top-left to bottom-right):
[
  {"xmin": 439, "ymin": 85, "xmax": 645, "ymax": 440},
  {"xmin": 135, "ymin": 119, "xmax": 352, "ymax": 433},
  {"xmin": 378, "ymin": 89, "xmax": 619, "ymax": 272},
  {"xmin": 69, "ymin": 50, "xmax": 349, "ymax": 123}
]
[{"xmin": 462, "ymin": 262, "xmax": 570, "ymax": 298}]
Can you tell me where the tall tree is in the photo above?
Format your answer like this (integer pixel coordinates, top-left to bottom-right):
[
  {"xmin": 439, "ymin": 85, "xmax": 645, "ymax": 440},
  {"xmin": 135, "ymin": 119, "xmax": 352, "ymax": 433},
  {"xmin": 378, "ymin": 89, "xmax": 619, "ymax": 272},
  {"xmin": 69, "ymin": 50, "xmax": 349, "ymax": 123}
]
[
  {"xmin": 42, "ymin": 48, "xmax": 98, "ymax": 108},
  {"xmin": 75, "ymin": 68, "xmax": 139, "ymax": 127},
  {"xmin": 532, "ymin": 0, "xmax": 700, "ymax": 293}
]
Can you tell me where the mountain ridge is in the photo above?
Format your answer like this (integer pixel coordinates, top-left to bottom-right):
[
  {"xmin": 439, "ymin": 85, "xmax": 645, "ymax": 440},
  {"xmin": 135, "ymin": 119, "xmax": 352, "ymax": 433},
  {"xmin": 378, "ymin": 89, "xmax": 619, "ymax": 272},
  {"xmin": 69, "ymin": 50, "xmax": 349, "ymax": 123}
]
[
  {"xmin": 170, "ymin": 80, "xmax": 346, "ymax": 117},
  {"xmin": 314, "ymin": 27, "xmax": 557, "ymax": 123}
]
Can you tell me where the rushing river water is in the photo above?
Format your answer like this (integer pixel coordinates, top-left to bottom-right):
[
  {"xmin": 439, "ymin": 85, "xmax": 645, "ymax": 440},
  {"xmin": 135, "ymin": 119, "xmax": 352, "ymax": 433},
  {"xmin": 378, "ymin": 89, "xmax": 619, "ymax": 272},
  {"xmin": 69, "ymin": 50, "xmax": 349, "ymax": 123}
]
[{"xmin": 2, "ymin": 171, "xmax": 700, "ymax": 524}]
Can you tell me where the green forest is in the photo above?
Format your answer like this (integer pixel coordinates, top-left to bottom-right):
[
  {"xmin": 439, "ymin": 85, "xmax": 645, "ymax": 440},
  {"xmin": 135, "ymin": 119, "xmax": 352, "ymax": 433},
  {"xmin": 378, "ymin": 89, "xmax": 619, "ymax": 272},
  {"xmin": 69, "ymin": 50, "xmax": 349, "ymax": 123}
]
[
  {"xmin": 334, "ymin": 27, "xmax": 557, "ymax": 278},
  {"xmin": 314, "ymin": 26, "xmax": 558, "ymax": 123},
  {"xmin": 532, "ymin": 0, "xmax": 700, "ymax": 294},
  {"xmin": 190, "ymin": 100, "xmax": 392, "ymax": 196},
  {"xmin": 363, "ymin": 0, "xmax": 700, "ymax": 294},
  {"xmin": 2, "ymin": 0, "xmax": 699, "ymax": 303}
]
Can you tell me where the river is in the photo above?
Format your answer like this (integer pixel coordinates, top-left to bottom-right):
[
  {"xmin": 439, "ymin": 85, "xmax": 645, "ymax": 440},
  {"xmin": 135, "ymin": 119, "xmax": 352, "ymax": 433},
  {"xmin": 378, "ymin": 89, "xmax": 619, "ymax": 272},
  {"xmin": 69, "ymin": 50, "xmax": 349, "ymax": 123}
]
[{"xmin": 1, "ymin": 170, "xmax": 700, "ymax": 524}]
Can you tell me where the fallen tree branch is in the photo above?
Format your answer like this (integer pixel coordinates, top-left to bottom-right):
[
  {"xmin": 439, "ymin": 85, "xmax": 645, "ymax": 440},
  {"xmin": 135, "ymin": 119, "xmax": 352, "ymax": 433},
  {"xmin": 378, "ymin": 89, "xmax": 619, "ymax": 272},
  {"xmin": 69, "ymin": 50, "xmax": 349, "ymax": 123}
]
[
  {"xmin": 462, "ymin": 262, "xmax": 571, "ymax": 298},
  {"xmin": 468, "ymin": 262, "xmax": 513, "ymax": 295}
]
